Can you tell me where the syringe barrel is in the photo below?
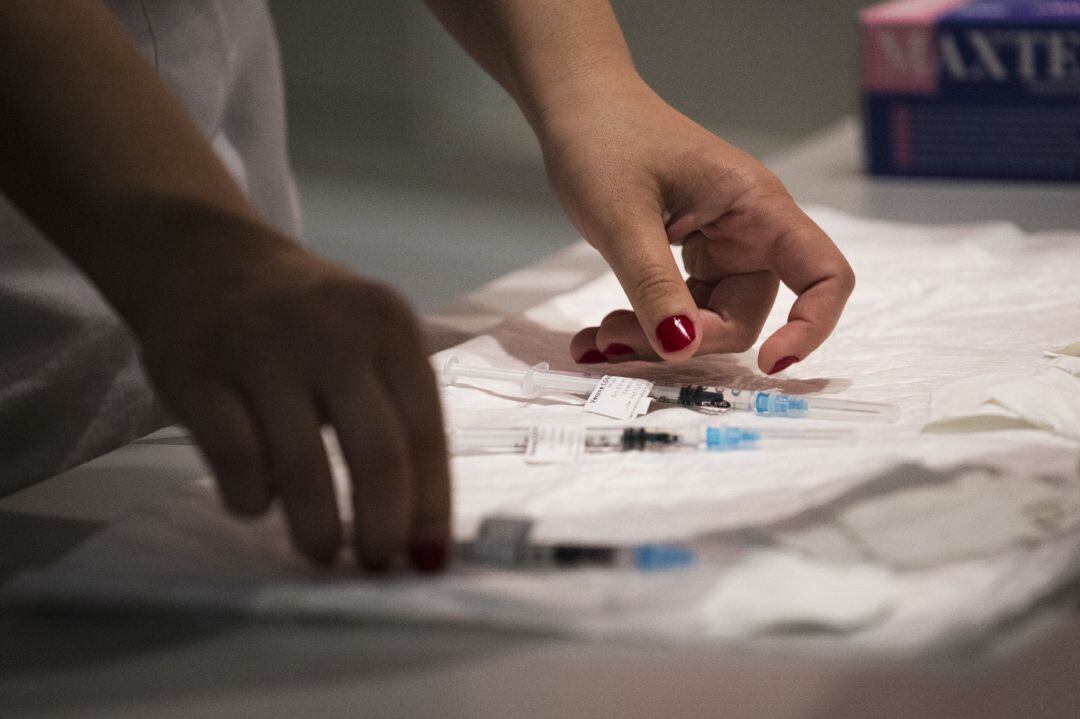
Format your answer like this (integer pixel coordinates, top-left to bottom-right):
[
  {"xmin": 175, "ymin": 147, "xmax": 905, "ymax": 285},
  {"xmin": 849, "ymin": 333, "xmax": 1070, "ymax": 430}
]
[
  {"xmin": 751, "ymin": 392, "xmax": 899, "ymax": 423},
  {"xmin": 442, "ymin": 356, "xmax": 600, "ymax": 396},
  {"xmin": 521, "ymin": 366, "xmax": 602, "ymax": 395},
  {"xmin": 448, "ymin": 427, "xmax": 532, "ymax": 454},
  {"xmin": 655, "ymin": 385, "xmax": 898, "ymax": 423},
  {"xmin": 448, "ymin": 425, "xmax": 852, "ymax": 455},
  {"xmin": 442, "ymin": 356, "xmax": 528, "ymax": 386}
]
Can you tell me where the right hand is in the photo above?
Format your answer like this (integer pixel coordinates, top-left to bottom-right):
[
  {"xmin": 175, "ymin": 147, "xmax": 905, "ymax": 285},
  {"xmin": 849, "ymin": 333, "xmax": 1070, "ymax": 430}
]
[
  {"xmin": 535, "ymin": 76, "xmax": 855, "ymax": 373},
  {"xmin": 133, "ymin": 216, "xmax": 450, "ymax": 572}
]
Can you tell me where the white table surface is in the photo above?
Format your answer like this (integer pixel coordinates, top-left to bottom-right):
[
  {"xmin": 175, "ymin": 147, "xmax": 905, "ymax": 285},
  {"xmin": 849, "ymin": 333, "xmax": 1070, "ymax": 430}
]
[{"xmin": 3, "ymin": 119, "xmax": 1080, "ymax": 719}]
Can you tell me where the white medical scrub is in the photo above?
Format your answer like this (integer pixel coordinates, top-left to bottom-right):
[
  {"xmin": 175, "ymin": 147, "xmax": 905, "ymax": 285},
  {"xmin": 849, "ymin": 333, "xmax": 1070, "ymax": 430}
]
[{"xmin": 0, "ymin": 0, "xmax": 301, "ymax": 493}]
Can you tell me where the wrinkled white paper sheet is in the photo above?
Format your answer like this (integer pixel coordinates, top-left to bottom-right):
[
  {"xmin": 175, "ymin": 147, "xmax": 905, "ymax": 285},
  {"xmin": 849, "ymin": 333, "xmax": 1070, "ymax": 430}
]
[{"xmin": 5, "ymin": 208, "xmax": 1080, "ymax": 656}]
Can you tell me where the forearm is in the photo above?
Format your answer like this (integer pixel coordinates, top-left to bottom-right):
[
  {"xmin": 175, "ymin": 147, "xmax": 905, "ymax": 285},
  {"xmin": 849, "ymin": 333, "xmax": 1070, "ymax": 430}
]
[
  {"xmin": 0, "ymin": 1, "xmax": 280, "ymax": 330},
  {"xmin": 422, "ymin": 0, "xmax": 642, "ymax": 132}
]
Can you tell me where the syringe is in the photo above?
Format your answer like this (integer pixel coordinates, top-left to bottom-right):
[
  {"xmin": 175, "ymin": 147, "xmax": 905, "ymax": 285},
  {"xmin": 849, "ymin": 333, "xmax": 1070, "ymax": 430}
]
[
  {"xmin": 442, "ymin": 356, "xmax": 900, "ymax": 423},
  {"xmin": 458, "ymin": 515, "xmax": 695, "ymax": 572},
  {"xmin": 449, "ymin": 424, "xmax": 852, "ymax": 456}
]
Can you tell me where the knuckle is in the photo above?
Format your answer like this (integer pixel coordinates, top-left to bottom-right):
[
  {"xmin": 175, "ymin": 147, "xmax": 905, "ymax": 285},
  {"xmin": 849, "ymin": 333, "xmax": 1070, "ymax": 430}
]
[
  {"xmin": 360, "ymin": 280, "xmax": 411, "ymax": 316},
  {"xmin": 724, "ymin": 161, "xmax": 779, "ymax": 199},
  {"xmin": 376, "ymin": 290, "xmax": 422, "ymax": 338},
  {"xmin": 302, "ymin": 276, "xmax": 365, "ymax": 325},
  {"xmin": 730, "ymin": 171, "xmax": 795, "ymax": 218},
  {"xmin": 836, "ymin": 263, "xmax": 857, "ymax": 296},
  {"xmin": 628, "ymin": 269, "xmax": 685, "ymax": 311},
  {"xmin": 752, "ymin": 170, "xmax": 789, "ymax": 199},
  {"xmin": 340, "ymin": 281, "xmax": 421, "ymax": 346}
]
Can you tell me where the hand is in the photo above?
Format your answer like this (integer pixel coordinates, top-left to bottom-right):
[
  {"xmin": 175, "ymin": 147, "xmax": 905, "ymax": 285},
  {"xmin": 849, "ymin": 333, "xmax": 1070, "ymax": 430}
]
[
  {"xmin": 539, "ymin": 77, "xmax": 855, "ymax": 374},
  {"xmin": 133, "ymin": 214, "xmax": 450, "ymax": 571},
  {"xmin": 0, "ymin": 0, "xmax": 451, "ymax": 570}
]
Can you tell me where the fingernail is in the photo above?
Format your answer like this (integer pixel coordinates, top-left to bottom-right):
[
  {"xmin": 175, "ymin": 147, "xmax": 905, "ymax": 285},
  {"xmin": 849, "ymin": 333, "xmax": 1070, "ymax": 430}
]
[
  {"xmin": 655, "ymin": 315, "xmax": 696, "ymax": 353},
  {"xmin": 576, "ymin": 349, "xmax": 607, "ymax": 364},
  {"xmin": 409, "ymin": 541, "xmax": 447, "ymax": 574},
  {"xmin": 768, "ymin": 356, "xmax": 799, "ymax": 375},
  {"xmin": 603, "ymin": 343, "xmax": 635, "ymax": 356}
]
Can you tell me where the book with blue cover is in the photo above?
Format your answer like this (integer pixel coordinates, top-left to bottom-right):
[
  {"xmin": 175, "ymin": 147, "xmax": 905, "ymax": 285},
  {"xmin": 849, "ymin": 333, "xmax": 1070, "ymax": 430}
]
[{"xmin": 860, "ymin": 0, "xmax": 1080, "ymax": 180}]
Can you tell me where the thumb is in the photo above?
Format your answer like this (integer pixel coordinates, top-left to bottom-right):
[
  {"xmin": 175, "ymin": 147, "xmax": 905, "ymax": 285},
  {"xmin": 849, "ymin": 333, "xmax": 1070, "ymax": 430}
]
[{"xmin": 594, "ymin": 217, "xmax": 701, "ymax": 360}]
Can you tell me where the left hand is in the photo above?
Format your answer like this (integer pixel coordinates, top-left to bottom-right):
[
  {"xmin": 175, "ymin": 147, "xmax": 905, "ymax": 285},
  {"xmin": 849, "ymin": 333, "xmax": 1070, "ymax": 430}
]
[{"xmin": 536, "ymin": 76, "xmax": 855, "ymax": 375}]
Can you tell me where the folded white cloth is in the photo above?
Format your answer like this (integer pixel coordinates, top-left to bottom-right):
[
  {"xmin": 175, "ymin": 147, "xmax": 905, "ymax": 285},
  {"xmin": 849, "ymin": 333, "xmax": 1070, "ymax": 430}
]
[
  {"xmin": 927, "ymin": 351, "xmax": 1080, "ymax": 440},
  {"xmin": 5, "ymin": 207, "xmax": 1080, "ymax": 657}
]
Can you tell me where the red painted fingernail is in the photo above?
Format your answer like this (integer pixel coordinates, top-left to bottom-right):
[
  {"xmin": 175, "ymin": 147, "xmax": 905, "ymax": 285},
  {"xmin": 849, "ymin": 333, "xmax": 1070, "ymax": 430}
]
[
  {"xmin": 409, "ymin": 541, "xmax": 447, "ymax": 574},
  {"xmin": 655, "ymin": 315, "xmax": 696, "ymax": 353},
  {"xmin": 768, "ymin": 356, "xmax": 799, "ymax": 375},
  {"xmin": 603, "ymin": 343, "xmax": 635, "ymax": 356},
  {"xmin": 576, "ymin": 349, "xmax": 607, "ymax": 364}
]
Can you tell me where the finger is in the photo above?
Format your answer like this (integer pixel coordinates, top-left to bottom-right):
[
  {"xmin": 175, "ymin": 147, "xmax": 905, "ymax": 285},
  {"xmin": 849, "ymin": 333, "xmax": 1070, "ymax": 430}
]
[
  {"xmin": 569, "ymin": 310, "xmax": 637, "ymax": 363},
  {"xmin": 602, "ymin": 309, "xmax": 635, "ymax": 323},
  {"xmin": 570, "ymin": 326, "xmax": 605, "ymax": 364},
  {"xmin": 757, "ymin": 285, "xmax": 844, "ymax": 375},
  {"xmin": 593, "ymin": 271, "xmax": 779, "ymax": 361},
  {"xmin": 242, "ymin": 372, "xmax": 342, "ymax": 563},
  {"xmin": 759, "ymin": 207, "xmax": 855, "ymax": 373},
  {"xmin": 693, "ymin": 271, "xmax": 780, "ymax": 355},
  {"xmin": 593, "ymin": 215, "xmax": 700, "ymax": 361},
  {"xmin": 687, "ymin": 276, "xmax": 712, "ymax": 307},
  {"xmin": 682, "ymin": 233, "xmax": 768, "ymax": 282},
  {"xmin": 174, "ymin": 386, "xmax": 271, "ymax": 517},
  {"xmin": 665, "ymin": 212, "xmax": 704, "ymax": 246},
  {"xmin": 373, "ymin": 301, "xmax": 452, "ymax": 573},
  {"xmin": 594, "ymin": 313, "xmax": 657, "ymax": 362},
  {"xmin": 324, "ymin": 374, "xmax": 413, "ymax": 572}
]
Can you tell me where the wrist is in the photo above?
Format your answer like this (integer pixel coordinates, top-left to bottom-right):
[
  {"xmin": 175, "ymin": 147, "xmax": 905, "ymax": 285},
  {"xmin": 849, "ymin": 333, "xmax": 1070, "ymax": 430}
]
[
  {"xmin": 529, "ymin": 68, "xmax": 661, "ymax": 153},
  {"xmin": 518, "ymin": 47, "xmax": 643, "ymax": 137},
  {"xmin": 92, "ymin": 199, "xmax": 297, "ymax": 337}
]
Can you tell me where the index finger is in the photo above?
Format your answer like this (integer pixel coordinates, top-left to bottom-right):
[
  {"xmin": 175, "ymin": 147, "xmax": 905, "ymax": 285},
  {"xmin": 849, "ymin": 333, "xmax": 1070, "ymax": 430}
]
[{"xmin": 757, "ymin": 203, "xmax": 855, "ymax": 374}]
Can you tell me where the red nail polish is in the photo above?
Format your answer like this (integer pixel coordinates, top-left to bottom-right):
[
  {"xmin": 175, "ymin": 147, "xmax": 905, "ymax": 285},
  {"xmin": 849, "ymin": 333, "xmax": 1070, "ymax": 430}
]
[
  {"xmin": 409, "ymin": 541, "xmax": 447, "ymax": 574},
  {"xmin": 603, "ymin": 343, "xmax": 635, "ymax": 356},
  {"xmin": 768, "ymin": 356, "xmax": 799, "ymax": 375},
  {"xmin": 576, "ymin": 349, "xmax": 607, "ymax": 364},
  {"xmin": 655, "ymin": 315, "xmax": 696, "ymax": 353}
]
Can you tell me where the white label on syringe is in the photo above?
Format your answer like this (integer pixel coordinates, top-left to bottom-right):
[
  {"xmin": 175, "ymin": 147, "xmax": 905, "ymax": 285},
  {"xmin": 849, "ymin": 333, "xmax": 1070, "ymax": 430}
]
[
  {"xmin": 524, "ymin": 425, "xmax": 586, "ymax": 464},
  {"xmin": 583, "ymin": 375, "xmax": 655, "ymax": 420}
]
